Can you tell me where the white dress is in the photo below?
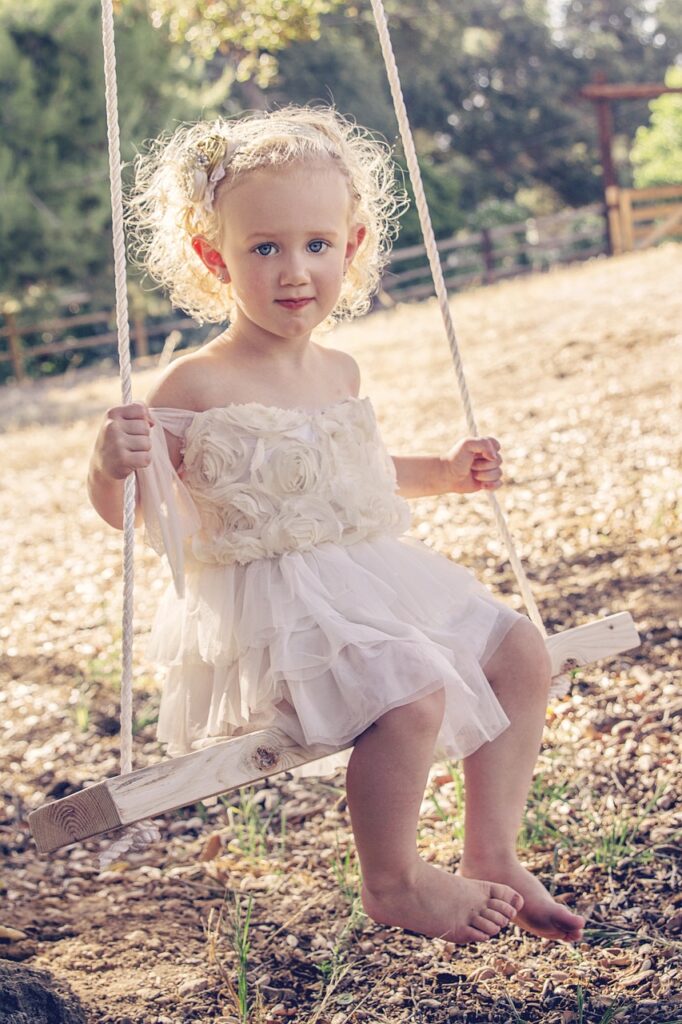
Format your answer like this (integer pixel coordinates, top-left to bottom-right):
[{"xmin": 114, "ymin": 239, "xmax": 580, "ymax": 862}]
[{"xmin": 136, "ymin": 396, "xmax": 523, "ymax": 777}]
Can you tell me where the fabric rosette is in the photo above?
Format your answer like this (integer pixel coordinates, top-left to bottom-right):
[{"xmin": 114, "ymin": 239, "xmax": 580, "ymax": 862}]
[
  {"xmin": 322, "ymin": 400, "xmax": 375, "ymax": 445},
  {"xmin": 260, "ymin": 494, "xmax": 343, "ymax": 554},
  {"xmin": 251, "ymin": 438, "xmax": 324, "ymax": 496},
  {"xmin": 341, "ymin": 493, "xmax": 411, "ymax": 544},
  {"xmin": 183, "ymin": 422, "xmax": 255, "ymax": 499},
  {"xmin": 191, "ymin": 483, "xmax": 278, "ymax": 565}
]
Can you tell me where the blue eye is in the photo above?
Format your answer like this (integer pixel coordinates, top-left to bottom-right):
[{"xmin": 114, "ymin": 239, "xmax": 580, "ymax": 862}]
[
  {"xmin": 308, "ymin": 239, "xmax": 330, "ymax": 254},
  {"xmin": 254, "ymin": 242, "xmax": 278, "ymax": 256}
]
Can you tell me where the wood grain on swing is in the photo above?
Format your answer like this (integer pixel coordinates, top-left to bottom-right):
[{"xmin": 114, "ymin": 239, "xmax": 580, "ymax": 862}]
[
  {"xmin": 28, "ymin": 728, "xmax": 349, "ymax": 854},
  {"xmin": 28, "ymin": 611, "xmax": 639, "ymax": 855}
]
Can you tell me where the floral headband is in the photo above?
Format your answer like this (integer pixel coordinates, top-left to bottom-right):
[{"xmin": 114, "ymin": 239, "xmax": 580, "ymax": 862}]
[
  {"xmin": 183, "ymin": 134, "xmax": 240, "ymax": 216},
  {"xmin": 183, "ymin": 123, "xmax": 338, "ymax": 216}
]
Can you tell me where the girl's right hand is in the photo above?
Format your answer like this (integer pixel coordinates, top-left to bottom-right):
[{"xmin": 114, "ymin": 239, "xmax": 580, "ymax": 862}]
[{"xmin": 94, "ymin": 402, "xmax": 156, "ymax": 480}]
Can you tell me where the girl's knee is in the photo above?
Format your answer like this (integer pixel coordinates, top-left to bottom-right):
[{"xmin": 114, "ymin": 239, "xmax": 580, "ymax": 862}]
[
  {"xmin": 487, "ymin": 618, "xmax": 552, "ymax": 692},
  {"xmin": 514, "ymin": 619, "xmax": 552, "ymax": 688},
  {"xmin": 381, "ymin": 686, "xmax": 446, "ymax": 732}
]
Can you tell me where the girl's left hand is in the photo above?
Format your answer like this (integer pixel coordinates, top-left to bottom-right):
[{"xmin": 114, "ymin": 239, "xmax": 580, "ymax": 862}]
[{"xmin": 441, "ymin": 436, "xmax": 503, "ymax": 494}]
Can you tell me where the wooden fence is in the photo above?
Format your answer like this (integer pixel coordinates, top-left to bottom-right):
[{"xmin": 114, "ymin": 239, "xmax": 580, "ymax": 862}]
[
  {"xmin": 0, "ymin": 196, "xmax": 660, "ymax": 383},
  {"xmin": 0, "ymin": 309, "xmax": 201, "ymax": 384},
  {"xmin": 606, "ymin": 184, "xmax": 682, "ymax": 255},
  {"xmin": 380, "ymin": 203, "xmax": 607, "ymax": 303}
]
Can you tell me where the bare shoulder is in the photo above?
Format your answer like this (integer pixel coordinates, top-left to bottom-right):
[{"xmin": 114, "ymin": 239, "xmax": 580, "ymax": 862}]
[
  {"xmin": 145, "ymin": 349, "xmax": 215, "ymax": 412},
  {"xmin": 144, "ymin": 350, "xmax": 220, "ymax": 470},
  {"xmin": 320, "ymin": 346, "xmax": 362, "ymax": 397}
]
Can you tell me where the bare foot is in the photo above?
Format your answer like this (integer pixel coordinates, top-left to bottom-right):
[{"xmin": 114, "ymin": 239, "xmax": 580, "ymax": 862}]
[
  {"xmin": 361, "ymin": 859, "xmax": 524, "ymax": 944},
  {"xmin": 458, "ymin": 854, "xmax": 585, "ymax": 942}
]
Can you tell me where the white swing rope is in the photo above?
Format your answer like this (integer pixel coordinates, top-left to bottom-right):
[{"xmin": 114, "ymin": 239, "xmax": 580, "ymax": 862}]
[
  {"xmin": 369, "ymin": 0, "xmax": 552, "ymax": 644},
  {"xmin": 98, "ymin": 0, "xmax": 159, "ymax": 867},
  {"xmin": 96, "ymin": 0, "xmax": 566, "ymax": 864}
]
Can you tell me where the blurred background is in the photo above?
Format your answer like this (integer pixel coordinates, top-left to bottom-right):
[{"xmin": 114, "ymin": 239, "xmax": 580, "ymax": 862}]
[{"xmin": 0, "ymin": 0, "xmax": 680, "ymax": 382}]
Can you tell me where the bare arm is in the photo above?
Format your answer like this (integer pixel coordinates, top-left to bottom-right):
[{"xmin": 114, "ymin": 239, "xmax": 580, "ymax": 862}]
[
  {"xmin": 392, "ymin": 437, "xmax": 503, "ymax": 498},
  {"xmin": 392, "ymin": 455, "xmax": 451, "ymax": 498}
]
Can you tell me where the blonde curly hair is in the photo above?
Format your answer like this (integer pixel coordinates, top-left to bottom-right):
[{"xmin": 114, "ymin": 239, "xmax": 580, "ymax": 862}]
[{"xmin": 127, "ymin": 105, "xmax": 407, "ymax": 327}]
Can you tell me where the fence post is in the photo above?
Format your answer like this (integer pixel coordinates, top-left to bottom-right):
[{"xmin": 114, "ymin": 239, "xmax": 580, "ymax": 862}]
[
  {"xmin": 480, "ymin": 228, "xmax": 495, "ymax": 283},
  {"xmin": 605, "ymin": 185, "xmax": 622, "ymax": 255},
  {"xmin": 132, "ymin": 312, "xmax": 149, "ymax": 359},
  {"xmin": 6, "ymin": 312, "xmax": 26, "ymax": 383},
  {"xmin": 620, "ymin": 189, "xmax": 634, "ymax": 252}
]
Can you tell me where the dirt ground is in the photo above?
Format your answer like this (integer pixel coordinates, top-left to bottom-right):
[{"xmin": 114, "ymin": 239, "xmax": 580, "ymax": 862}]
[{"xmin": 1, "ymin": 244, "xmax": 681, "ymax": 1023}]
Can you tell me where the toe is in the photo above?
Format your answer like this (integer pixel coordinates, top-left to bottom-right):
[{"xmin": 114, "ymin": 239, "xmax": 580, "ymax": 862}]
[
  {"xmin": 471, "ymin": 913, "xmax": 504, "ymax": 936},
  {"xmin": 553, "ymin": 908, "xmax": 586, "ymax": 935},
  {"xmin": 490, "ymin": 883, "xmax": 524, "ymax": 911},
  {"xmin": 462, "ymin": 925, "xmax": 495, "ymax": 943},
  {"xmin": 488, "ymin": 897, "xmax": 518, "ymax": 920},
  {"xmin": 479, "ymin": 907, "xmax": 511, "ymax": 929},
  {"xmin": 562, "ymin": 909, "xmax": 586, "ymax": 927},
  {"xmin": 469, "ymin": 915, "xmax": 501, "ymax": 938},
  {"xmin": 555, "ymin": 918, "xmax": 585, "ymax": 941}
]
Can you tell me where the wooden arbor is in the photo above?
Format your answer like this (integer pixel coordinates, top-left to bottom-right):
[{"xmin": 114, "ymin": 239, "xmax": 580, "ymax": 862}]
[{"xmin": 580, "ymin": 76, "xmax": 682, "ymax": 253}]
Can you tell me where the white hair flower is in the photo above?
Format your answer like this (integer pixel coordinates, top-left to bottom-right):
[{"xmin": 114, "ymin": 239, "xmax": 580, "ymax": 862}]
[{"xmin": 185, "ymin": 138, "xmax": 240, "ymax": 215}]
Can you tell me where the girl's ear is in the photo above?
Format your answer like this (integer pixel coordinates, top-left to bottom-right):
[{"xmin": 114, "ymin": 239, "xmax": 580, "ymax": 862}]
[
  {"xmin": 344, "ymin": 224, "xmax": 367, "ymax": 270},
  {"xmin": 191, "ymin": 236, "xmax": 230, "ymax": 283}
]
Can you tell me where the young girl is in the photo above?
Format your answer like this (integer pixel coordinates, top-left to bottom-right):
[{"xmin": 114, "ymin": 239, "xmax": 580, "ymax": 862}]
[{"xmin": 88, "ymin": 105, "xmax": 585, "ymax": 946}]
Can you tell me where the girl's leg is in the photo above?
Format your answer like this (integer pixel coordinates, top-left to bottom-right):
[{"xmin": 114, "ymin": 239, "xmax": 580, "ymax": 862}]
[
  {"xmin": 458, "ymin": 618, "xmax": 586, "ymax": 941},
  {"xmin": 346, "ymin": 687, "xmax": 524, "ymax": 944}
]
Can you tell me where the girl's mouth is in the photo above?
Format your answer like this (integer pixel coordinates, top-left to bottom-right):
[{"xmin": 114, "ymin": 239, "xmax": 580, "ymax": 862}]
[{"xmin": 276, "ymin": 298, "xmax": 313, "ymax": 310}]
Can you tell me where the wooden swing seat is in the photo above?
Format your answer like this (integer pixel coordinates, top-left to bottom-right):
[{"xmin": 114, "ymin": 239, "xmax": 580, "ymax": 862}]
[{"xmin": 29, "ymin": 611, "xmax": 639, "ymax": 854}]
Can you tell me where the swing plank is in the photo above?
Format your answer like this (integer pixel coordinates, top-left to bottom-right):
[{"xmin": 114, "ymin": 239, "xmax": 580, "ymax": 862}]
[
  {"xmin": 28, "ymin": 611, "xmax": 639, "ymax": 855},
  {"xmin": 28, "ymin": 729, "xmax": 348, "ymax": 855},
  {"xmin": 544, "ymin": 611, "xmax": 640, "ymax": 674}
]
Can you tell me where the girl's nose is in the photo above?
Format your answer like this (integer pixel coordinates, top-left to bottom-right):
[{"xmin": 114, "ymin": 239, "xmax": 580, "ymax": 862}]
[{"xmin": 279, "ymin": 255, "xmax": 310, "ymax": 286}]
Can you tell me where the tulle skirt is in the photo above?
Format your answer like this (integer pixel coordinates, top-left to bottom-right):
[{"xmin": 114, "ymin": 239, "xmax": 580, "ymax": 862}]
[{"xmin": 147, "ymin": 534, "xmax": 524, "ymax": 778}]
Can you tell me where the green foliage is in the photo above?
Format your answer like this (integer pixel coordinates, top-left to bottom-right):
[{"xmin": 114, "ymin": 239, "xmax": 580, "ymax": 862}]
[
  {"xmin": 631, "ymin": 66, "xmax": 682, "ymax": 187},
  {"xmin": 2, "ymin": 0, "xmax": 680, "ymax": 338},
  {"xmin": 221, "ymin": 785, "xmax": 284, "ymax": 861},
  {"xmin": 141, "ymin": 0, "xmax": 347, "ymax": 85},
  {"xmin": 0, "ymin": 0, "xmax": 194, "ymax": 304}
]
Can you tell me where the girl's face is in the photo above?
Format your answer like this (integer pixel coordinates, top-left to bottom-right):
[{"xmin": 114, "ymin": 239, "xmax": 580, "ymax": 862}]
[{"xmin": 200, "ymin": 161, "xmax": 365, "ymax": 345}]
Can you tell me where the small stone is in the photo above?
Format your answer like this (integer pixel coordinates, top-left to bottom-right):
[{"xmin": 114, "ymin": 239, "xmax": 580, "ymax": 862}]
[
  {"xmin": 178, "ymin": 977, "xmax": 206, "ymax": 996},
  {"xmin": 199, "ymin": 833, "xmax": 222, "ymax": 861},
  {"xmin": 136, "ymin": 987, "xmax": 161, "ymax": 1001},
  {"xmin": 620, "ymin": 970, "xmax": 655, "ymax": 987},
  {"xmin": 169, "ymin": 817, "xmax": 204, "ymax": 835},
  {"xmin": 666, "ymin": 910, "xmax": 682, "ymax": 932},
  {"xmin": 285, "ymin": 934, "xmax": 298, "ymax": 948},
  {"xmin": 611, "ymin": 720, "xmax": 635, "ymax": 736},
  {"xmin": 472, "ymin": 967, "xmax": 497, "ymax": 982}
]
